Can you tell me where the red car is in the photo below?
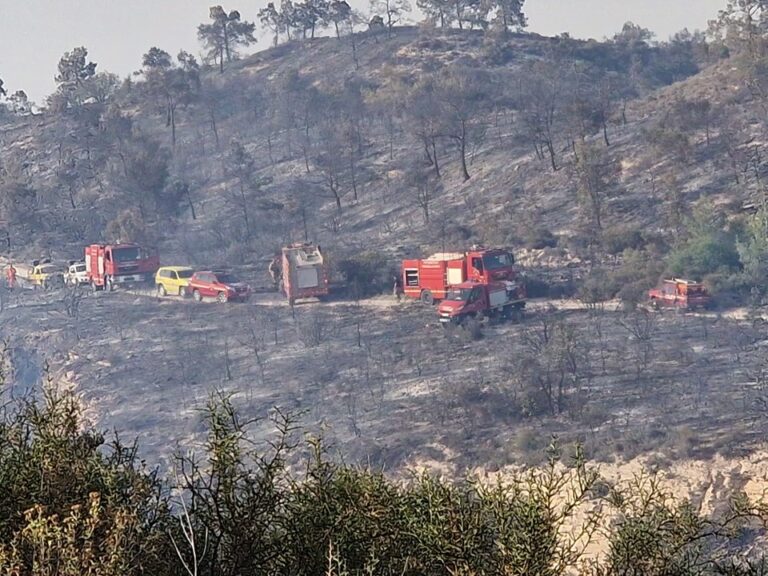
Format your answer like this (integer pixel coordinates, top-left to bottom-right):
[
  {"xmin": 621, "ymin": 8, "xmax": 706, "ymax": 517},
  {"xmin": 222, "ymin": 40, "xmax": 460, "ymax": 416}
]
[{"xmin": 188, "ymin": 270, "xmax": 252, "ymax": 303}]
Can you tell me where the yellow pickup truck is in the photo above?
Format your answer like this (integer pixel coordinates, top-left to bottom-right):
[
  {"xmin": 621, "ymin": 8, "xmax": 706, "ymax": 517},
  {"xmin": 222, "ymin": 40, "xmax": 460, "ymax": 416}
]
[{"xmin": 14, "ymin": 260, "xmax": 64, "ymax": 289}]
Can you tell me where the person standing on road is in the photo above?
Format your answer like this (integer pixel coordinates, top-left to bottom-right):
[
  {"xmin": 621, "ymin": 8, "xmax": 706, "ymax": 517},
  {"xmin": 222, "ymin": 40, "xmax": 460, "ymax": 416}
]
[
  {"xmin": 393, "ymin": 274, "xmax": 403, "ymax": 302},
  {"xmin": 6, "ymin": 263, "xmax": 16, "ymax": 290},
  {"xmin": 268, "ymin": 253, "xmax": 282, "ymax": 291}
]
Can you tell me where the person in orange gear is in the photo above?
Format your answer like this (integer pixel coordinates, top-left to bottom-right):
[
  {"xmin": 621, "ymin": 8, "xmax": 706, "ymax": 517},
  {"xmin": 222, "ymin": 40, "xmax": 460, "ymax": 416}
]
[{"xmin": 6, "ymin": 263, "xmax": 16, "ymax": 290}]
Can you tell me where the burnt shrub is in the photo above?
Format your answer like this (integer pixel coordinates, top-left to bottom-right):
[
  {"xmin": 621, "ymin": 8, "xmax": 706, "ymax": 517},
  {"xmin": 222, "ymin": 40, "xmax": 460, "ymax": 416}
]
[
  {"xmin": 523, "ymin": 275, "xmax": 551, "ymax": 298},
  {"xmin": 523, "ymin": 226, "xmax": 559, "ymax": 250},
  {"xmin": 337, "ymin": 251, "xmax": 388, "ymax": 298}
]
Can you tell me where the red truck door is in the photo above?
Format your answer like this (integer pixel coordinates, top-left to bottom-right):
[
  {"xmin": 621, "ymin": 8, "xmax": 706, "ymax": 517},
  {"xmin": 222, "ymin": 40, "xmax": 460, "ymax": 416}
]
[{"xmin": 469, "ymin": 256, "xmax": 484, "ymax": 282}]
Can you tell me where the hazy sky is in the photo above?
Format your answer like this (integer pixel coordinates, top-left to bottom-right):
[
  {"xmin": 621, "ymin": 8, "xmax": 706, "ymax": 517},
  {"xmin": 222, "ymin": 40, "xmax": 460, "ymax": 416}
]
[{"xmin": 0, "ymin": 0, "xmax": 725, "ymax": 103}]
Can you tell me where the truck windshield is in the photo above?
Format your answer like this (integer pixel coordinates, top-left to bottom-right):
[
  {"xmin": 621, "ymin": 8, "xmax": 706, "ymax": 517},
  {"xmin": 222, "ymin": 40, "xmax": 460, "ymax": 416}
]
[
  {"xmin": 113, "ymin": 247, "xmax": 141, "ymax": 262},
  {"xmin": 483, "ymin": 253, "xmax": 514, "ymax": 270},
  {"xmin": 446, "ymin": 288, "xmax": 472, "ymax": 301},
  {"xmin": 177, "ymin": 270, "xmax": 194, "ymax": 279}
]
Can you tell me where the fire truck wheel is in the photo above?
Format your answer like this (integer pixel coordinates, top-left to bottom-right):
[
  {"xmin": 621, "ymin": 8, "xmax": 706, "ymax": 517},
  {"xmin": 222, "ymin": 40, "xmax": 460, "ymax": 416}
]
[
  {"xmin": 651, "ymin": 299, "xmax": 660, "ymax": 310},
  {"xmin": 157, "ymin": 284, "xmax": 167, "ymax": 297},
  {"xmin": 217, "ymin": 291, "xmax": 228, "ymax": 304},
  {"xmin": 106, "ymin": 277, "xmax": 114, "ymax": 292},
  {"xmin": 420, "ymin": 290, "xmax": 434, "ymax": 305},
  {"xmin": 193, "ymin": 290, "xmax": 202, "ymax": 302}
]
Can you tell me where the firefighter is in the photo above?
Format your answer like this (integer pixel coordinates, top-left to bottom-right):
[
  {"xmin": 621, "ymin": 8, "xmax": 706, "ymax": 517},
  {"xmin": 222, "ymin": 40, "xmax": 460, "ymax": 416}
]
[
  {"xmin": 268, "ymin": 253, "xmax": 282, "ymax": 291},
  {"xmin": 6, "ymin": 263, "xmax": 16, "ymax": 290},
  {"xmin": 393, "ymin": 274, "xmax": 403, "ymax": 302}
]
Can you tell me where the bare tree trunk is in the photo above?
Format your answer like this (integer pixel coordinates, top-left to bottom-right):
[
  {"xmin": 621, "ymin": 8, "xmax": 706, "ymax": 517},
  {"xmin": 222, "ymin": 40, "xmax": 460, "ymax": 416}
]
[
  {"xmin": 330, "ymin": 180, "xmax": 342, "ymax": 211},
  {"xmin": 267, "ymin": 133, "xmax": 275, "ymax": 166},
  {"xmin": 185, "ymin": 187, "xmax": 197, "ymax": 220},
  {"xmin": 171, "ymin": 105, "xmax": 177, "ymax": 148},
  {"xmin": 238, "ymin": 180, "xmax": 251, "ymax": 238},
  {"xmin": 458, "ymin": 120, "xmax": 470, "ymax": 181},
  {"xmin": 349, "ymin": 148, "xmax": 358, "ymax": 201},
  {"xmin": 209, "ymin": 107, "xmax": 219, "ymax": 149},
  {"xmin": 431, "ymin": 138, "xmax": 441, "ymax": 178},
  {"xmin": 545, "ymin": 138, "xmax": 558, "ymax": 171}
]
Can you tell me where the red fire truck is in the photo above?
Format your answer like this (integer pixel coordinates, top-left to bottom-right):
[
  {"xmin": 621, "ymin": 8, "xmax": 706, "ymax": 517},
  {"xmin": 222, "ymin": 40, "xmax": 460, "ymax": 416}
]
[
  {"xmin": 648, "ymin": 278, "xmax": 712, "ymax": 311},
  {"xmin": 401, "ymin": 247, "xmax": 518, "ymax": 304},
  {"xmin": 437, "ymin": 279, "xmax": 526, "ymax": 324},
  {"xmin": 281, "ymin": 243, "xmax": 329, "ymax": 305},
  {"xmin": 85, "ymin": 243, "xmax": 160, "ymax": 291}
]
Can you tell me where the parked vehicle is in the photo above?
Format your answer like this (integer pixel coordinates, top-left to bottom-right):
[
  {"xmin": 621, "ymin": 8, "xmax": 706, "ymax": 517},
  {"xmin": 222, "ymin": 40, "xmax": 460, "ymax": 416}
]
[
  {"xmin": 85, "ymin": 243, "xmax": 160, "ymax": 291},
  {"xmin": 155, "ymin": 266, "xmax": 194, "ymax": 297},
  {"xmin": 401, "ymin": 247, "xmax": 518, "ymax": 305},
  {"xmin": 281, "ymin": 243, "xmax": 329, "ymax": 305},
  {"xmin": 437, "ymin": 280, "xmax": 526, "ymax": 324},
  {"xmin": 648, "ymin": 278, "xmax": 712, "ymax": 311},
  {"xmin": 188, "ymin": 270, "xmax": 252, "ymax": 303},
  {"xmin": 64, "ymin": 260, "xmax": 88, "ymax": 286},
  {"xmin": 15, "ymin": 259, "xmax": 64, "ymax": 290}
]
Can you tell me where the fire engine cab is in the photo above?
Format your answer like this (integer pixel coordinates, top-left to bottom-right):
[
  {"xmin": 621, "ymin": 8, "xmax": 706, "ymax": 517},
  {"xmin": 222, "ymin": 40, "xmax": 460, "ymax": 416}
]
[
  {"xmin": 401, "ymin": 247, "xmax": 517, "ymax": 304},
  {"xmin": 85, "ymin": 243, "xmax": 160, "ymax": 291}
]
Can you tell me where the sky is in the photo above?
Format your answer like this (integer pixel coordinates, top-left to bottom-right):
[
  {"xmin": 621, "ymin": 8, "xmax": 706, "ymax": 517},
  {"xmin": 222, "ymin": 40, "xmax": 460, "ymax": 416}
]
[{"xmin": 0, "ymin": 0, "xmax": 726, "ymax": 104}]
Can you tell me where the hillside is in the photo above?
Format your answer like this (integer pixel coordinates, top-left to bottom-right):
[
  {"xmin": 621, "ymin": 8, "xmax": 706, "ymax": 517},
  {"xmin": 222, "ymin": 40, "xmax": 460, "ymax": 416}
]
[
  {"xmin": 0, "ymin": 26, "xmax": 723, "ymax": 273},
  {"xmin": 2, "ymin": 24, "xmax": 768, "ymax": 473}
]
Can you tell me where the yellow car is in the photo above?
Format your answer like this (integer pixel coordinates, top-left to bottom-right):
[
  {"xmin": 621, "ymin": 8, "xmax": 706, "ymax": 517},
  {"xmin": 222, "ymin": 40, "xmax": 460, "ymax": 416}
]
[{"xmin": 155, "ymin": 266, "xmax": 194, "ymax": 297}]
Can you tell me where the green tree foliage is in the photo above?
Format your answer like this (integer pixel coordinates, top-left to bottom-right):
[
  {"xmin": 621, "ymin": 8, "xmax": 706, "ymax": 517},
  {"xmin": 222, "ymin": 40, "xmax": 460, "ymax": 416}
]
[
  {"xmin": 711, "ymin": 0, "xmax": 768, "ymax": 56},
  {"xmin": 737, "ymin": 205, "xmax": 768, "ymax": 301},
  {"xmin": 0, "ymin": 381, "xmax": 171, "ymax": 575},
  {"xmin": 119, "ymin": 135, "xmax": 172, "ymax": 219},
  {"xmin": 104, "ymin": 208, "xmax": 149, "ymax": 243},
  {"xmin": 259, "ymin": 2, "xmax": 283, "ymax": 45},
  {"xmin": 141, "ymin": 47, "xmax": 200, "ymax": 146},
  {"xmin": 294, "ymin": 0, "xmax": 330, "ymax": 39},
  {"xmin": 369, "ymin": 0, "xmax": 411, "ymax": 33},
  {"xmin": 666, "ymin": 205, "xmax": 741, "ymax": 280},
  {"xmin": 224, "ymin": 139, "xmax": 272, "ymax": 239},
  {"xmin": 596, "ymin": 475, "xmax": 763, "ymax": 575},
  {"xmin": 417, "ymin": 0, "xmax": 454, "ymax": 28},
  {"xmin": 51, "ymin": 46, "xmax": 98, "ymax": 109},
  {"xmin": 573, "ymin": 140, "xmax": 621, "ymax": 241},
  {"xmin": 328, "ymin": 0, "xmax": 353, "ymax": 37},
  {"xmin": 0, "ymin": 363, "xmax": 767, "ymax": 575},
  {"xmin": 493, "ymin": 0, "xmax": 526, "ymax": 32},
  {"xmin": 418, "ymin": 0, "xmax": 525, "ymax": 30},
  {"xmin": 198, "ymin": 6, "xmax": 257, "ymax": 73},
  {"xmin": 434, "ymin": 65, "xmax": 494, "ymax": 181}
]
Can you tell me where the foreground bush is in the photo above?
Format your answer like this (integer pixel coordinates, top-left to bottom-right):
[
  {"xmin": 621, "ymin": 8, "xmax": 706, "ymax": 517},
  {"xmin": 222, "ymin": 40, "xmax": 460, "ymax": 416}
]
[{"xmin": 0, "ymin": 378, "xmax": 767, "ymax": 576}]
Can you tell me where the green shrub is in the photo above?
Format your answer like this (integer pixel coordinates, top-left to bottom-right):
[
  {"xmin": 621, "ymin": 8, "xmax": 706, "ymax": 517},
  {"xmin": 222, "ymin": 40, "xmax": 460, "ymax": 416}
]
[
  {"xmin": 665, "ymin": 231, "xmax": 740, "ymax": 279},
  {"xmin": 577, "ymin": 268, "xmax": 619, "ymax": 306},
  {"xmin": 602, "ymin": 225, "xmax": 646, "ymax": 256}
]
